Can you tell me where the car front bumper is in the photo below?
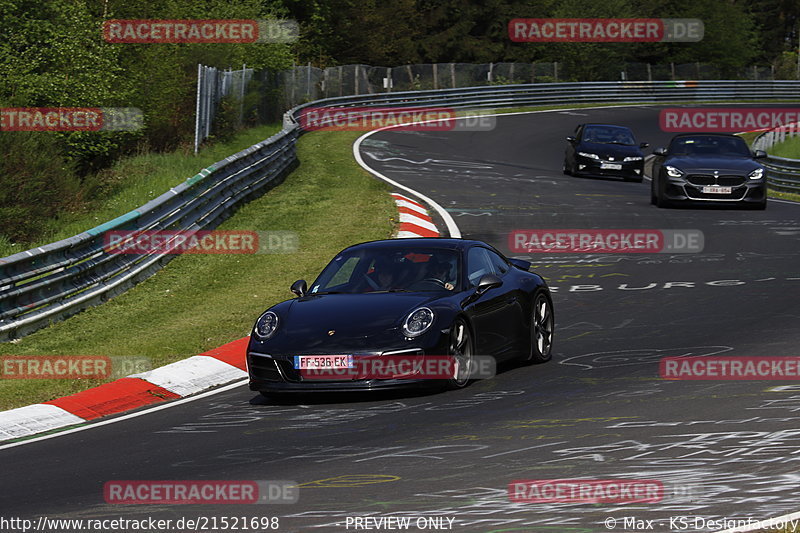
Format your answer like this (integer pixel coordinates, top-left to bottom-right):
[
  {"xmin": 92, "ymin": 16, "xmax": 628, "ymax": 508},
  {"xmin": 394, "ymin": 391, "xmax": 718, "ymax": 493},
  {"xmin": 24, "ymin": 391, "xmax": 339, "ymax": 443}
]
[
  {"xmin": 247, "ymin": 335, "xmax": 452, "ymax": 393},
  {"xmin": 574, "ymin": 156, "xmax": 644, "ymax": 179},
  {"xmin": 661, "ymin": 174, "xmax": 766, "ymax": 203}
]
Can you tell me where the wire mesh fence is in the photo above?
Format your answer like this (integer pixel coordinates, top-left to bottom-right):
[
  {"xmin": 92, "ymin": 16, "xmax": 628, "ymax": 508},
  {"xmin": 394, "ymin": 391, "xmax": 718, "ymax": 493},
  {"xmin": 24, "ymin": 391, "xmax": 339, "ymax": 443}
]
[
  {"xmin": 197, "ymin": 61, "xmax": 778, "ymax": 150},
  {"xmin": 194, "ymin": 64, "xmax": 254, "ymax": 154}
]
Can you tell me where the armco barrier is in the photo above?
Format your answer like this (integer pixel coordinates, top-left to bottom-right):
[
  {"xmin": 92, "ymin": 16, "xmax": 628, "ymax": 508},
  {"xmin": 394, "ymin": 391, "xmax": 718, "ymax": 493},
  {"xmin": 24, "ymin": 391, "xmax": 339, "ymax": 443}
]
[
  {"xmin": 761, "ymin": 155, "xmax": 800, "ymax": 192},
  {"xmin": 0, "ymin": 127, "xmax": 298, "ymax": 341},
  {"xmin": 2, "ymin": 80, "xmax": 800, "ymax": 341},
  {"xmin": 753, "ymin": 131, "xmax": 800, "ymax": 193}
]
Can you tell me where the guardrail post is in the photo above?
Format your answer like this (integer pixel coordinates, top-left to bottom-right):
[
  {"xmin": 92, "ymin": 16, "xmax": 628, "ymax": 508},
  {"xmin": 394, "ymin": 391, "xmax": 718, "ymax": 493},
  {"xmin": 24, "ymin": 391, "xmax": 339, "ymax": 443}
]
[{"xmin": 194, "ymin": 64, "xmax": 202, "ymax": 154}]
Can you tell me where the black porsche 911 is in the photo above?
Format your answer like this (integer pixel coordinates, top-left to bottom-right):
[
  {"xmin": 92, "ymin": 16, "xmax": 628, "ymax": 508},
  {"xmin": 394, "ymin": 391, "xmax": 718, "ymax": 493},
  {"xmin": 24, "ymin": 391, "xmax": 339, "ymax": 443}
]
[
  {"xmin": 650, "ymin": 133, "xmax": 767, "ymax": 209},
  {"xmin": 563, "ymin": 123, "xmax": 649, "ymax": 182},
  {"xmin": 246, "ymin": 238, "xmax": 554, "ymax": 394}
]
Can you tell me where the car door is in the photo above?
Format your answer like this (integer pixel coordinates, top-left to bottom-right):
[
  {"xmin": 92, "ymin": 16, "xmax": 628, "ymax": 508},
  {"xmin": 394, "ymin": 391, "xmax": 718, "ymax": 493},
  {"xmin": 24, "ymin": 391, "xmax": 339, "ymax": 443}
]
[
  {"xmin": 485, "ymin": 248, "xmax": 527, "ymax": 358},
  {"xmin": 464, "ymin": 246, "xmax": 518, "ymax": 356},
  {"xmin": 565, "ymin": 124, "xmax": 583, "ymax": 170}
]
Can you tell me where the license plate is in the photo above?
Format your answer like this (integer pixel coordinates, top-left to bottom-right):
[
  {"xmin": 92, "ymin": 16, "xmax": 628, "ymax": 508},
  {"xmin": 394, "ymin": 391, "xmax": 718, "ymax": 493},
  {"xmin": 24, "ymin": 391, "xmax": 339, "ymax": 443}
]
[
  {"xmin": 294, "ymin": 355, "xmax": 354, "ymax": 369},
  {"xmin": 601, "ymin": 163, "xmax": 622, "ymax": 170},
  {"xmin": 702, "ymin": 186, "xmax": 732, "ymax": 194}
]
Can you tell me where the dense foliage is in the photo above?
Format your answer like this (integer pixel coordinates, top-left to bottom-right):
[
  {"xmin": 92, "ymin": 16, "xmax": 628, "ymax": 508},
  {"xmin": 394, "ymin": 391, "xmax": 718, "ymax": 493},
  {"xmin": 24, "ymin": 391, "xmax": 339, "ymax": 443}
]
[
  {"xmin": 0, "ymin": 0, "xmax": 292, "ymax": 240},
  {"xmin": 1, "ymin": 0, "xmax": 797, "ymax": 242}
]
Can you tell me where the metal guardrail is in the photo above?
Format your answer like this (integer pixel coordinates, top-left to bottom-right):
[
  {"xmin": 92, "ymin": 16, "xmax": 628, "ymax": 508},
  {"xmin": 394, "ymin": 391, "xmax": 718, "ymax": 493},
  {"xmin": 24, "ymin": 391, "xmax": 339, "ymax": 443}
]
[
  {"xmin": 2, "ymin": 80, "xmax": 800, "ymax": 341},
  {"xmin": 752, "ymin": 130, "xmax": 800, "ymax": 193},
  {"xmin": 762, "ymin": 154, "xmax": 800, "ymax": 192},
  {"xmin": 0, "ymin": 127, "xmax": 298, "ymax": 341},
  {"xmin": 283, "ymin": 80, "xmax": 800, "ymax": 125}
]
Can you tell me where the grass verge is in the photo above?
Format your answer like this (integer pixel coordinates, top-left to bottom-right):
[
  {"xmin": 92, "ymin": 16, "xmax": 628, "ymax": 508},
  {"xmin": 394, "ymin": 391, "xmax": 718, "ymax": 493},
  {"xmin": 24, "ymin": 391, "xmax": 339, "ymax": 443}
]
[
  {"xmin": 0, "ymin": 126, "xmax": 283, "ymax": 258},
  {"xmin": 0, "ymin": 130, "xmax": 396, "ymax": 410},
  {"xmin": 769, "ymin": 135, "xmax": 800, "ymax": 159}
]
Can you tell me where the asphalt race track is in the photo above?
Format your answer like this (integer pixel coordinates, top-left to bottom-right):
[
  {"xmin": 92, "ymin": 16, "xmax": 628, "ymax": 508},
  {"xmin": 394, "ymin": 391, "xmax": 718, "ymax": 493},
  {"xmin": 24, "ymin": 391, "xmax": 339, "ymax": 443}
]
[{"xmin": 2, "ymin": 106, "xmax": 800, "ymax": 533}]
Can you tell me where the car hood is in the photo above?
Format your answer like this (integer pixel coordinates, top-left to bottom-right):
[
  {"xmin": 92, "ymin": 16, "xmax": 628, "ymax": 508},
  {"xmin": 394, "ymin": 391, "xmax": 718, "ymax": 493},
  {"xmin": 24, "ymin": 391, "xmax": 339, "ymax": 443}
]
[
  {"xmin": 255, "ymin": 292, "xmax": 444, "ymax": 353},
  {"xmin": 579, "ymin": 142, "xmax": 642, "ymax": 160},
  {"xmin": 664, "ymin": 155, "xmax": 760, "ymax": 174}
]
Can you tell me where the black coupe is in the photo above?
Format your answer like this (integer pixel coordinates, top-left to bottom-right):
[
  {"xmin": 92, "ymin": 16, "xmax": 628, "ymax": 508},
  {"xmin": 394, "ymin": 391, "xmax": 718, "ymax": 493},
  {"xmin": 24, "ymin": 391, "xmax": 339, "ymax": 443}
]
[
  {"xmin": 247, "ymin": 238, "xmax": 554, "ymax": 394},
  {"xmin": 650, "ymin": 133, "xmax": 767, "ymax": 209},
  {"xmin": 563, "ymin": 123, "xmax": 649, "ymax": 182}
]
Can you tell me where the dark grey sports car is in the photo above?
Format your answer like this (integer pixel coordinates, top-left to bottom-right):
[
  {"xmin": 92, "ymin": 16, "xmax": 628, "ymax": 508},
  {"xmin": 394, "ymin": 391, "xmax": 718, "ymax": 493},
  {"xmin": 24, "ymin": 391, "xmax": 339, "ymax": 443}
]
[
  {"xmin": 247, "ymin": 238, "xmax": 554, "ymax": 394},
  {"xmin": 650, "ymin": 133, "xmax": 767, "ymax": 209}
]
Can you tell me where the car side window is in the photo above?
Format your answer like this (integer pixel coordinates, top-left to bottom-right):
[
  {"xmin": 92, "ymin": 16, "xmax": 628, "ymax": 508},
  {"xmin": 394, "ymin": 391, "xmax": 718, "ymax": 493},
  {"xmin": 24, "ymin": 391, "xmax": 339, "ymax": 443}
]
[
  {"xmin": 487, "ymin": 249, "xmax": 509, "ymax": 276},
  {"xmin": 466, "ymin": 247, "xmax": 494, "ymax": 286}
]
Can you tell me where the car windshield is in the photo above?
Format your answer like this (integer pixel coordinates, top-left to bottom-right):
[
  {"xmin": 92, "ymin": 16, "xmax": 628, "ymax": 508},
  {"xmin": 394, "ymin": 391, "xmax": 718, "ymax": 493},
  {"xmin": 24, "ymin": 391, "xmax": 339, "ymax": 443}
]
[
  {"xmin": 583, "ymin": 126, "xmax": 636, "ymax": 145},
  {"xmin": 310, "ymin": 247, "xmax": 461, "ymax": 294},
  {"xmin": 669, "ymin": 135, "xmax": 752, "ymax": 157}
]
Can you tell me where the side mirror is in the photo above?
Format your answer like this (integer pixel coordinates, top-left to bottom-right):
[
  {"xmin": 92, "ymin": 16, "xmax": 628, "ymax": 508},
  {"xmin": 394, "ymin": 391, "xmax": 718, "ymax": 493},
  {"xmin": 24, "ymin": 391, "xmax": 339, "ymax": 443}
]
[
  {"xmin": 508, "ymin": 258, "xmax": 531, "ymax": 271},
  {"xmin": 290, "ymin": 279, "xmax": 307, "ymax": 297},
  {"xmin": 653, "ymin": 147, "xmax": 668, "ymax": 156},
  {"xmin": 639, "ymin": 142, "xmax": 650, "ymax": 149},
  {"xmin": 566, "ymin": 136, "xmax": 576, "ymax": 143},
  {"xmin": 753, "ymin": 150, "xmax": 767, "ymax": 159},
  {"xmin": 476, "ymin": 274, "xmax": 503, "ymax": 294}
]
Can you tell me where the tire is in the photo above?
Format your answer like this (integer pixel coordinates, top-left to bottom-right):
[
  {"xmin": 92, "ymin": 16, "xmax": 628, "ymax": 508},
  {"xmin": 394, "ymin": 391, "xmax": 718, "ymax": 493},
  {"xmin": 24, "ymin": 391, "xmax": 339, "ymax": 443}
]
[
  {"xmin": 654, "ymin": 181, "xmax": 670, "ymax": 207},
  {"xmin": 562, "ymin": 160, "xmax": 572, "ymax": 175},
  {"xmin": 520, "ymin": 290, "xmax": 554, "ymax": 364},
  {"xmin": 443, "ymin": 318, "xmax": 474, "ymax": 390}
]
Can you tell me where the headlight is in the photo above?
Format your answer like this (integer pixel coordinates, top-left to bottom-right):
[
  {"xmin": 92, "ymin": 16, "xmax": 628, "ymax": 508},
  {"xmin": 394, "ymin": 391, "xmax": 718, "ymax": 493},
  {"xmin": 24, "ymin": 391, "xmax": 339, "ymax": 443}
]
[
  {"xmin": 402, "ymin": 307, "xmax": 434, "ymax": 338},
  {"xmin": 665, "ymin": 165, "xmax": 684, "ymax": 178},
  {"xmin": 623, "ymin": 156, "xmax": 643, "ymax": 162},
  {"xmin": 748, "ymin": 168, "xmax": 764, "ymax": 180},
  {"xmin": 577, "ymin": 152, "xmax": 600, "ymax": 160},
  {"xmin": 254, "ymin": 311, "xmax": 279, "ymax": 339}
]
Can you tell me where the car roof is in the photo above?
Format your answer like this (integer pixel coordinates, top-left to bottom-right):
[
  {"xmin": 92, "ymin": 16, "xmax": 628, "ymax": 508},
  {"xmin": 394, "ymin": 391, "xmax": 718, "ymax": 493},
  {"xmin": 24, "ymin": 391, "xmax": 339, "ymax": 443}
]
[
  {"xmin": 582, "ymin": 123, "xmax": 633, "ymax": 130},
  {"xmin": 341, "ymin": 237, "xmax": 491, "ymax": 253},
  {"xmin": 669, "ymin": 133, "xmax": 741, "ymax": 140}
]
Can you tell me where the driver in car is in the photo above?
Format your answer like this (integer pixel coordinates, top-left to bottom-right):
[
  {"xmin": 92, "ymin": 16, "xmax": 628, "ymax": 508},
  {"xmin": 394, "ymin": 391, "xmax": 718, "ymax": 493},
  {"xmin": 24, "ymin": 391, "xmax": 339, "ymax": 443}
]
[
  {"xmin": 365, "ymin": 258, "xmax": 398, "ymax": 291},
  {"xmin": 425, "ymin": 259, "xmax": 455, "ymax": 290}
]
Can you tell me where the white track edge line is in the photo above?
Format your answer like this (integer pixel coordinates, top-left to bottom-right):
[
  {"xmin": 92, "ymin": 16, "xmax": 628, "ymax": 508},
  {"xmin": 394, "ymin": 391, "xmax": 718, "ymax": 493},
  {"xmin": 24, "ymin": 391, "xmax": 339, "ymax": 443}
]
[{"xmin": 0, "ymin": 379, "xmax": 247, "ymax": 451}]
